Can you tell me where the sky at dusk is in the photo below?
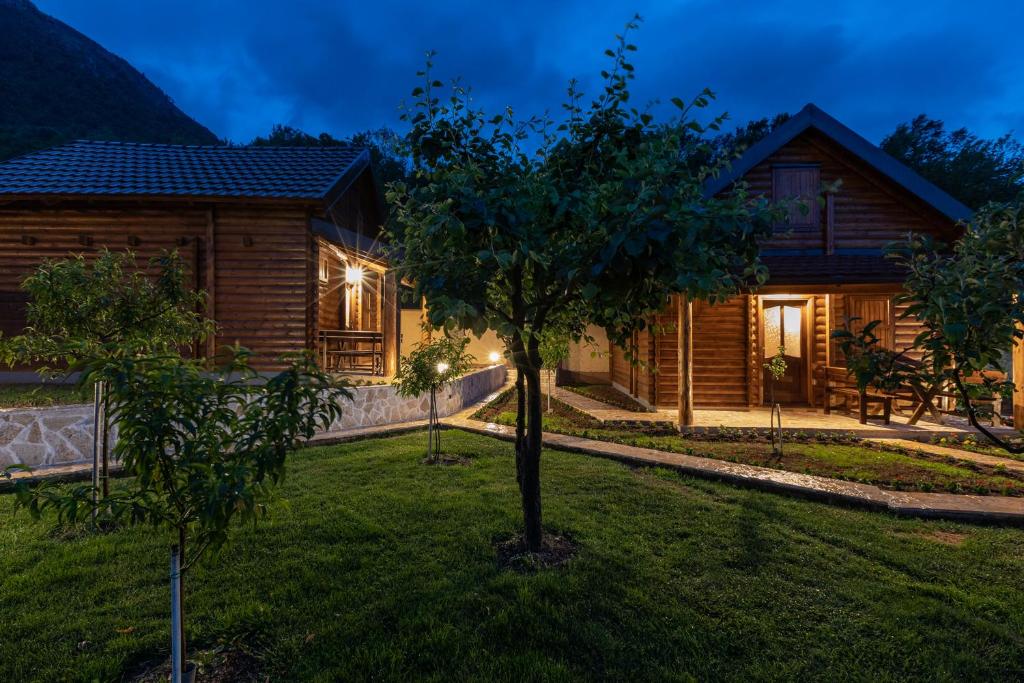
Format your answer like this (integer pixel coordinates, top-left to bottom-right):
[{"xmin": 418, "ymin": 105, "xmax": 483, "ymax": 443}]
[{"xmin": 34, "ymin": 0, "xmax": 1024, "ymax": 145}]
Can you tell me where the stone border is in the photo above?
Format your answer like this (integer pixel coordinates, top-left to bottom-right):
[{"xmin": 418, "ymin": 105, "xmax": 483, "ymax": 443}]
[{"xmin": 444, "ymin": 412, "xmax": 1024, "ymax": 526}]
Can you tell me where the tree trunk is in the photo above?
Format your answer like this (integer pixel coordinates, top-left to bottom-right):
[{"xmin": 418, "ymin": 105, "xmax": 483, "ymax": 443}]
[
  {"xmin": 521, "ymin": 363, "xmax": 544, "ymax": 551},
  {"xmin": 101, "ymin": 381, "xmax": 110, "ymax": 498},
  {"xmin": 514, "ymin": 368, "xmax": 526, "ymax": 493},
  {"xmin": 178, "ymin": 527, "xmax": 188, "ymax": 674}
]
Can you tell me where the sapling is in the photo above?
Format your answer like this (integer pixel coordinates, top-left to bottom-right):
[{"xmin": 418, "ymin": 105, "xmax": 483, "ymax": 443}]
[
  {"xmin": 14, "ymin": 347, "xmax": 348, "ymax": 680},
  {"xmin": 1, "ymin": 250, "xmax": 211, "ymax": 523},
  {"xmin": 763, "ymin": 346, "xmax": 787, "ymax": 455},
  {"xmin": 393, "ymin": 336, "xmax": 474, "ymax": 461}
]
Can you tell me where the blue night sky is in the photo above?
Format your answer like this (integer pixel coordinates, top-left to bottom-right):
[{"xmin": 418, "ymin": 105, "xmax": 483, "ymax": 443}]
[{"xmin": 35, "ymin": 0, "xmax": 1024, "ymax": 145}]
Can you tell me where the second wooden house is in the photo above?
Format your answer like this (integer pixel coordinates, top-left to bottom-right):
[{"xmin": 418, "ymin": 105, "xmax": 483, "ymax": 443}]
[
  {"xmin": 600, "ymin": 104, "xmax": 975, "ymax": 423},
  {"xmin": 0, "ymin": 141, "xmax": 399, "ymax": 376}
]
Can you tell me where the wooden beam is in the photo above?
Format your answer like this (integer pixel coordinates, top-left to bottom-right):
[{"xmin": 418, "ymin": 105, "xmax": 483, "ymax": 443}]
[
  {"xmin": 1015, "ymin": 333, "xmax": 1024, "ymax": 429},
  {"xmin": 678, "ymin": 295, "xmax": 694, "ymax": 428},
  {"xmin": 825, "ymin": 193, "xmax": 836, "ymax": 255},
  {"xmin": 204, "ymin": 208, "xmax": 216, "ymax": 359},
  {"xmin": 420, "ymin": 296, "xmax": 431, "ymax": 343},
  {"xmin": 382, "ymin": 271, "xmax": 400, "ymax": 376}
]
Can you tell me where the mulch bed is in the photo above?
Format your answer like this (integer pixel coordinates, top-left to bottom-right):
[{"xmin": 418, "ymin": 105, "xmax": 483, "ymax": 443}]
[
  {"xmin": 495, "ymin": 532, "xmax": 577, "ymax": 573},
  {"xmin": 422, "ymin": 453, "xmax": 472, "ymax": 466},
  {"xmin": 129, "ymin": 646, "xmax": 264, "ymax": 682}
]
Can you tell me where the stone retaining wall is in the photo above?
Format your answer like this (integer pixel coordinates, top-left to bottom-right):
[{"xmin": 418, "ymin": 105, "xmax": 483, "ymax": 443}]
[
  {"xmin": 325, "ymin": 364, "xmax": 507, "ymax": 431},
  {"xmin": 0, "ymin": 365, "xmax": 508, "ymax": 470}
]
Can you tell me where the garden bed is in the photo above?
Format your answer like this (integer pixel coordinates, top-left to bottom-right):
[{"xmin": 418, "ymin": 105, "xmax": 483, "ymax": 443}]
[
  {"xmin": 4, "ymin": 430, "xmax": 1024, "ymax": 680},
  {"xmin": 474, "ymin": 389, "xmax": 1024, "ymax": 496},
  {"xmin": 560, "ymin": 382, "xmax": 650, "ymax": 412}
]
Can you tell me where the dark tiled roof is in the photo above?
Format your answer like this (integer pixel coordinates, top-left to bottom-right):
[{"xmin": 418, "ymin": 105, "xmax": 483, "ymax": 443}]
[
  {"xmin": 0, "ymin": 140, "xmax": 370, "ymax": 201},
  {"xmin": 763, "ymin": 254, "xmax": 907, "ymax": 285},
  {"xmin": 705, "ymin": 104, "xmax": 973, "ymax": 223}
]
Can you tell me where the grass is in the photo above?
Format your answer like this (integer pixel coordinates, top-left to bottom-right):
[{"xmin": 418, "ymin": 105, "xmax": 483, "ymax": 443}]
[
  {"xmin": 3, "ymin": 429, "xmax": 1024, "ymax": 681},
  {"xmin": 475, "ymin": 389, "xmax": 1024, "ymax": 496},
  {"xmin": 0, "ymin": 383, "xmax": 90, "ymax": 408},
  {"xmin": 561, "ymin": 382, "xmax": 650, "ymax": 412}
]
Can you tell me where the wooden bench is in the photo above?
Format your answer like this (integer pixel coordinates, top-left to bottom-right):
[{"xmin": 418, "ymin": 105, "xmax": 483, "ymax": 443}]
[
  {"xmin": 822, "ymin": 366, "xmax": 893, "ymax": 425},
  {"xmin": 319, "ymin": 329, "xmax": 384, "ymax": 375}
]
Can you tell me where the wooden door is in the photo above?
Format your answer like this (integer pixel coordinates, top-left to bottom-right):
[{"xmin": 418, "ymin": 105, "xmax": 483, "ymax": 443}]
[{"xmin": 762, "ymin": 301, "xmax": 808, "ymax": 405}]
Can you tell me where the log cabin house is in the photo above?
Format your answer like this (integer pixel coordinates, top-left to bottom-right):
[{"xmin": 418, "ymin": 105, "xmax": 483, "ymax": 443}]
[
  {"xmin": 0, "ymin": 140, "xmax": 399, "ymax": 376},
  {"xmin": 600, "ymin": 104, "xmax": 992, "ymax": 426}
]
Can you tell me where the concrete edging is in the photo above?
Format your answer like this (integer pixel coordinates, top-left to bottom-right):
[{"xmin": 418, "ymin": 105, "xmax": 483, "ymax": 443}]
[{"xmin": 445, "ymin": 415, "xmax": 1024, "ymax": 526}]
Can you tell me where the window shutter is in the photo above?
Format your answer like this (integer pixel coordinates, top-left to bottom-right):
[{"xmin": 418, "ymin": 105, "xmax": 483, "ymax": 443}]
[{"xmin": 772, "ymin": 166, "xmax": 821, "ymax": 230}]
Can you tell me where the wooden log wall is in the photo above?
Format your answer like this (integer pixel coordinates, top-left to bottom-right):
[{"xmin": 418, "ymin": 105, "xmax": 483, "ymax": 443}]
[
  {"xmin": 743, "ymin": 130, "xmax": 957, "ymax": 250},
  {"xmin": 316, "ymin": 239, "xmax": 345, "ymax": 332},
  {"xmin": 691, "ymin": 297, "xmax": 749, "ymax": 407},
  {"xmin": 653, "ymin": 300, "xmax": 679, "ymax": 407},
  {"xmin": 609, "ymin": 338, "xmax": 632, "ymax": 393},
  {"xmin": 0, "ymin": 203, "xmax": 314, "ymax": 372}
]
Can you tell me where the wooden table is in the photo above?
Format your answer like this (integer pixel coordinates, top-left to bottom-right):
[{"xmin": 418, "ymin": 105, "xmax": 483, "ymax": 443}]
[
  {"xmin": 903, "ymin": 381, "xmax": 946, "ymax": 425},
  {"xmin": 319, "ymin": 329, "xmax": 384, "ymax": 375}
]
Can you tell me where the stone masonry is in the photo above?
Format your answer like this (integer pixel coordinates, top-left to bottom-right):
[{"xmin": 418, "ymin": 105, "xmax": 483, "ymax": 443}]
[{"xmin": 0, "ymin": 365, "xmax": 508, "ymax": 470}]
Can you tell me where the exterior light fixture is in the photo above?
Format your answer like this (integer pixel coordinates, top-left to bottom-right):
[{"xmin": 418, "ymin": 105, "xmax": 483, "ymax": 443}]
[
  {"xmin": 488, "ymin": 351, "xmax": 501, "ymax": 363},
  {"xmin": 345, "ymin": 265, "xmax": 364, "ymax": 285},
  {"xmin": 436, "ymin": 362, "xmax": 449, "ymax": 374}
]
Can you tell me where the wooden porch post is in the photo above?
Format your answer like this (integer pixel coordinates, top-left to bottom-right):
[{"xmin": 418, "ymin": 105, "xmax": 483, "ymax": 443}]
[
  {"xmin": 420, "ymin": 296, "xmax": 431, "ymax": 343},
  {"xmin": 382, "ymin": 271, "xmax": 400, "ymax": 376},
  {"xmin": 678, "ymin": 295, "xmax": 694, "ymax": 429},
  {"xmin": 1014, "ymin": 333, "xmax": 1024, "ymax": 428}
]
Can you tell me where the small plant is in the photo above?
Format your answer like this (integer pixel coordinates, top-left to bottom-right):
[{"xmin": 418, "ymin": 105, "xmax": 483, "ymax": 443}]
[
  {"xmin": 539, "ymin": 330, "xmax": 570, "ymax": 413},
  {"xmin": 393, "ymin": 336, "xmax": 474, "ymax": 462},
  {"xmin": 763, "ymin": 346, "xmax": 787, "ymax": 456},
  {"xmin": 13, "ymin": 346, "xmax": 347, "ymax": 680}
]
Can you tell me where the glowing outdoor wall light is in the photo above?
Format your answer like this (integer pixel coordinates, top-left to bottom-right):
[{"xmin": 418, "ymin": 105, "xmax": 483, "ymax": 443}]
[
  {"xmin": 436, "ymin": 362, "xmax": 449, "ymax": 374},
  {"xmin": 488, "ymin": 351, "xmax": 501, "ymax": 363},
  {"xmin": 345, "ymin": 264, "xmax": 364, "ymax": 285}
]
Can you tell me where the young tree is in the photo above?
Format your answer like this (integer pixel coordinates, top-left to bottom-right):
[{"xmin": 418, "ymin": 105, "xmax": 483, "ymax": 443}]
[
  {"xmin": 15, "ymin": 347, "xmax": 348, "ymax": 680},
  {"xmin": 763, "ymin": 345, "xmax": 787, "ymax": 455},
  {"xmin": 539, "ymin": 330, "xmax": 570, "ymax": 413},
  {"xmin": 393, "ymin": 336, "xmax": 474, "ymax": 462},
  {"xmin": 885, "ymin": 195, "xmax": 1024, "ymax": 451},
  {"xmin": 1, "ymin": 250, "xmax": 211, "ymax": 515},
  {"xmin": 388, "ymin": 19, "xmax": 782, "ymax": 551}
]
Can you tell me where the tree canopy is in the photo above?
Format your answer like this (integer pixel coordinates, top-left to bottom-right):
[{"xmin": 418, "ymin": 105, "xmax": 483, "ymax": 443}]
[
  {"xmin": 388, "ymin": 19, "xmax": 783, "ymax": 550},
  {"xmin": 887, "ymin": 194, "xmax": 1024, "ymax": 451},
  {"xmin": 881, "ymin": 115, "xmax": 1024, "ymax": 209},
  {"xmin": 1, "ymin": 249, "xmax": 211, "ymax": 373},
  {"xmin": 249, "ymin": 124, "xmax": 410, "ymax": 188}
]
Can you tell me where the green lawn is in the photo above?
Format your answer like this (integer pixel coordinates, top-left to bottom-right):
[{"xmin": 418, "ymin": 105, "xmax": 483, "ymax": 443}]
[
  {"xmin": 475, "ymin": 389, "xmax": 1024, "ymax": 496},
  {"xmin": 3, "ymin": 430, "xmax": 1024, "ymax": 681},
  {"xmin": 0, "ymin": 383, "xmax": 90, "ymax": 408}
]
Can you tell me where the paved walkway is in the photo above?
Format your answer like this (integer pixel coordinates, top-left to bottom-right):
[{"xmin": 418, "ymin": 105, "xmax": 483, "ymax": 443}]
[{"xmin": 554, "ymin": 385, "xmax": 1017, "ymax": 440}]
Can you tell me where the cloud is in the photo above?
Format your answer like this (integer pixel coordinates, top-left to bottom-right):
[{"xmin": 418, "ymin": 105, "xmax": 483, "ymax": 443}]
[{"xmin": 35, "ymin": 0, "xmax": 1024, "ymax": 143}]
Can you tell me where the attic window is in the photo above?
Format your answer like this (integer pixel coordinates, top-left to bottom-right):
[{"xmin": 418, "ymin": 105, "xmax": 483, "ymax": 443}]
[{"xmin": 772, "ymin": 165, "xmax": 820, "ymax": 230}]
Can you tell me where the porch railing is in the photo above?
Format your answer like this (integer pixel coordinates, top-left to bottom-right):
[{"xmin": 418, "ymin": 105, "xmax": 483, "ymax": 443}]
[{"xmin": 318, "ymin": 329, "xmax": 384, "ymax": 375}]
